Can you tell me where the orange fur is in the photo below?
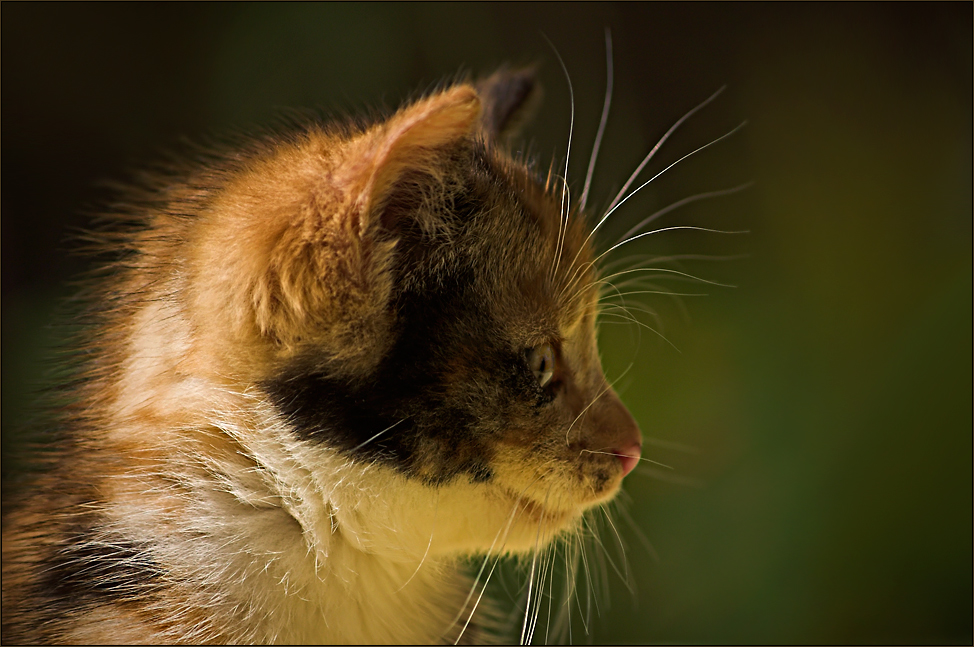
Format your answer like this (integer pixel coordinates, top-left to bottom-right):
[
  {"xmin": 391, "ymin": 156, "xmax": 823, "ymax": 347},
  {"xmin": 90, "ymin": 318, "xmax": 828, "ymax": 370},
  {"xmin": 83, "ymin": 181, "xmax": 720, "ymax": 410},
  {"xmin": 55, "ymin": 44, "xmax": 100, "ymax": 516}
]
[{"xmin": 2, "ymin": 73, "xmax": 641, "ymax": 644}]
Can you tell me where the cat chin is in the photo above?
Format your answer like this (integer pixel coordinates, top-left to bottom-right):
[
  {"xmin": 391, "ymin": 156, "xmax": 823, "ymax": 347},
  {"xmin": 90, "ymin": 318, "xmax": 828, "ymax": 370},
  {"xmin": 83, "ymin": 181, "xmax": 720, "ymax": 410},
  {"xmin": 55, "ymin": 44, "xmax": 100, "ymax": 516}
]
[
  {"xmin": 307, "ymin": 458, "xmax": 620, "ymax": 559},
  {"xmin": 481, "ymin": 480, "xmax": 627, "ymax": 554}
]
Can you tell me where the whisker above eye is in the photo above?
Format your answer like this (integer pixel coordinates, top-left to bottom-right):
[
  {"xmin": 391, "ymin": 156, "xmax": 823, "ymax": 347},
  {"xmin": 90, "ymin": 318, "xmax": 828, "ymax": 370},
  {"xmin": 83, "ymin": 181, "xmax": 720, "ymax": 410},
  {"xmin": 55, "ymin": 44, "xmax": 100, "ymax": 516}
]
[
  {"xmin": 613, "ymin": 182, "xmax": 754, "ymax": 246},
  {"xmin": 604, "ymin": 86, "xmax": 728, "ymax": 218},
  {"xmin": 596, "ymin": 121, "xmax": 748, "ymax": 244},
  {"xmin": 598, "ymin": 302, "xmax": 664, "ymax": 330},
  {"xmin": 560, "ymin": 223, "xmax": 746, "ymax": 304},
  {"xmin": 590, "ymin": 253, "xmax": 746, "ymax": 302},
  {"xmin": 599, "ymin": 288, "xmax": 709, "ymax": 301},
  {"xmin": 543, "ymin": 33, "xmax": 576, "ymax": 288},
  {"xmin": 548, "ymin": 174, "xmax": 572, "ymax": 285},
  {"xmin": 595, "ymin": 259, "xmax": 743, "ymax": 288},
  {"xmin": 541, "ymin": 34, "xmax": 575, "ymax": 225},
  {"xmin": 594, "ymin": 311, "xmax": 680, "ymax": 352},
  {"xmin": 580, "ymin": 28, "xmax": 614, "ymax": 216},
  {"xmin": 565, "ymin": 262, "xmax": 734, "ymax": 321}
]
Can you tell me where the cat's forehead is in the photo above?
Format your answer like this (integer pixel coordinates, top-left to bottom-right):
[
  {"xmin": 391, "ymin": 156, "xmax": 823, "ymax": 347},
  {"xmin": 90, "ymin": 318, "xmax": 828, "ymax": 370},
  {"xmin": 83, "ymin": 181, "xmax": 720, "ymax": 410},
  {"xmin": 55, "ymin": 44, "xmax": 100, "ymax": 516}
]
[{"xmin": 463, "ymin": 144, "xmax": 599, "ymax": 336}]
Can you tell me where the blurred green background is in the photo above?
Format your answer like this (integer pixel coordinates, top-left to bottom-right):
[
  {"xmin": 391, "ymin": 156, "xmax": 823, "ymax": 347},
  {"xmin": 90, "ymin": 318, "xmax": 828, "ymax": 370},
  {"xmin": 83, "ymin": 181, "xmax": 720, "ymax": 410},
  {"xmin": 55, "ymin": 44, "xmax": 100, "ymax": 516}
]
[{"xmin": 3, "ymin": 4, "xmax": 970, "ymax": 644}]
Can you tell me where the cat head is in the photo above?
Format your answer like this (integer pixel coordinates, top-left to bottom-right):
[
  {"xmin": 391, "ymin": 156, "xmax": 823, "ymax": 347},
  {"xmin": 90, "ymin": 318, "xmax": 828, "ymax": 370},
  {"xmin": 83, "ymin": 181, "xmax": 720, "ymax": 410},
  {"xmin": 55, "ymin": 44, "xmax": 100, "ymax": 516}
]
[{"xmin": 189, "ymin": 69, "xmax": 641, "ymax": 555}]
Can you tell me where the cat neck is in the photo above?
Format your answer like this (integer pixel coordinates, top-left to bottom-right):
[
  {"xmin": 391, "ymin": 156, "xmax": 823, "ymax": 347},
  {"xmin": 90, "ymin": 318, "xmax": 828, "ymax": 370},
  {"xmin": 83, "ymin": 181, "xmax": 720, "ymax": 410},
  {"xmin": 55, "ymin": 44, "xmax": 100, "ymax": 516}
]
[
  {"xmin": 89, "ymin": 318, "xmax": 488, "ymax": 643},
  {"xmin": 98, "ymin": 410, "xmax": 486, "ymax": 644}
]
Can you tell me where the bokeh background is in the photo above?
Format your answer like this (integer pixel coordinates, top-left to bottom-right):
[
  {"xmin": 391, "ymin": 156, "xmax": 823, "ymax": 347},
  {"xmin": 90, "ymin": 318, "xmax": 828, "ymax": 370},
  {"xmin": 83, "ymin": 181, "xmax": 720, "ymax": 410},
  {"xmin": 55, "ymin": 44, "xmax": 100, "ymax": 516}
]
[{"xmin": 3, "ymin": 3, "xmax": 970, "ymax": 644}]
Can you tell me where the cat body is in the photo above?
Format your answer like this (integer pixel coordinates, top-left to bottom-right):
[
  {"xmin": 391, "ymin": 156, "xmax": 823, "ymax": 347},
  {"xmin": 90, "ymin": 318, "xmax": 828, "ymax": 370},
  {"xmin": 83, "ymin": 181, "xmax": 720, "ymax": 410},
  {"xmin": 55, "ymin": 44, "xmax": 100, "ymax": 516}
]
[{"xmin": 2, "ymin": 70, "xmax": 642, "ymax": 644}]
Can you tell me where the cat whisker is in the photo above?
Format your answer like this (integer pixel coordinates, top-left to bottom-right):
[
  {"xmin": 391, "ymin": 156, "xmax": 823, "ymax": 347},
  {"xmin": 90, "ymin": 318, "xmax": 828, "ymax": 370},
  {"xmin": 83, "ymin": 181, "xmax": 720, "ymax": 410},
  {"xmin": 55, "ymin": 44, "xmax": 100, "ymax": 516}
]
[
  {"xmin": 541, "ymin": 543, "xmax": 555, "ymax": 645},
  {"xmin": 563, "ymin": 371, "xmax": 629, "ymax": 447},
  {"xmin": 599, "ymin": 278, "xmax": 698, "ymax": 316},
  {"xmin": 598, "ymin": 505, "xmax": 635, "ymax": 595},
  {"xmin": 644, "ymin": 436, "xmax": 699, "ymax": 454},
  {"xmin": 595, "ymin": 265, "xmax": 740, "ymax": 297},
  {"xmin": 455, "ymin": 469, "xmax": 554, "ymax": 644},
  {"xmin": 604, "ymin": 86, "xmax": 727, "ymax": 217},
  {"xmin": 595, "ymin": 310, "xmax": 680, "ymax": 352},
  {"xmin": 542, "ymin": 35, "xmax": 575, "ymax": 224},
  {"xmin": 594, "ymin": 278, "xmax": 671, "ymax": 346},
  {"xmin": 560, "ymin": 538, "xmax": 576, "ymax": 643},
  {"xmin": 542, "ymin": 502, "xmax": 588, "ymax": 644},
  {"xmin": 613, "ymin": 498, "xmax": 659, "ymax": 563},
  {"xmin": 579, "ymin": 27, "xmax": 614, "ymax": 215},
  {"xmin": 584, "ymin": 513, "xmax": 628, "ymax": 595},
  {"xmin": 578, "ymin": 448, "xmax": 674, "ymax": 470},
  {"xmin": 586, "ymin": 276, "xmax": 699, "ymax": 350},
  {"xmin": 561, "ymin": 526, "xmax": 587, "ymax": 638},
  {"xmin": 599, "ymin": 287, "xmax": 709, "ymax": 302},
  {"xmin": 595, "ymin": 249, "xmax": 742, "ymax": 282},
  {"xmin": 597, "ymin": 266, "xmax": 732, "ymax": 325},
  {"xmin": 597, "ymin": 251, "xmax": 665, "ymax": 276},
  {"xmin": 597, "ymin": 121, "xmax": 748, "ymax": 245},
  {"xmin": 528, "ymin": 529, "xmax": 556, "ymax": 645},
  {"xmin": 612, "ymin": 253, "xmax": 751, "ymax": 272},
  {"xmin": 520, "ymin": 485, "xmax": 554, "ymax": 645},
  {"xmin": 350, "ymin": 417, "xmax": 409, "ymax": 452},
  {"xmin": 597, "ymin": 309, "xmax": 659, "ymax": 333},
  {"xmin": 579, "ymin": 514, "xmax": 606, "ymax": 619},
  {"xmin": 632, "ymin": 465, "xmax": 705, "ymax": 489},
  {"xmin": 548, "ymin": 174, "xmax": 571, "ymax": 285},
  {"xmin": 454, "ymin": 554, "xmax": 504, "ymax": 645},
  {"xmin": 395, "ymin": 491, "xmax": 438, "ymax": 593},
  {"xmin": 598, "ymin": 301, "xmax": 664, "ymax": 331},
  {"xmin": 454, "ymin": 486, "xmax": 536, "ymax": 643},
  {"xmin": 560, "ymin": 221, "xmax": 745, "ymax": 306},
  {"xmin": 543, "ymin": 33, "xmax": 576, "ymax": 286},
  {"xmin": 553, "ymin": 88, "xmax": 734, "ymax": 297},
  {"xmin": 595, "ymin": 225, "xmax": 749, "ymax": 271},
  {"xmin": 541, "ymin": 534, "xmax": 568, "ymax": 642},
  {"xmin": 613, "ymin": 182, "xmax": 754, "ymax": 246},
  {"xmin": 563, "ymin": 116, "xmax": 743, "ymax": 301},
  {"xmin": 544, "ymin": 542, "xmax": 560, "ymax": 644}
]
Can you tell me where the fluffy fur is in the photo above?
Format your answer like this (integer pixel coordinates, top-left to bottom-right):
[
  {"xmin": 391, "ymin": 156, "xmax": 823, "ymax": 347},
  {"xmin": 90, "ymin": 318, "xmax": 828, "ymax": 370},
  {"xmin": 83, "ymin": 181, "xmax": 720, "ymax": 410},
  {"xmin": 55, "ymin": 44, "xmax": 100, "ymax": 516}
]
[{"xmin": 2, "ymin": 70, "xmax": 644, "ymax": 644}]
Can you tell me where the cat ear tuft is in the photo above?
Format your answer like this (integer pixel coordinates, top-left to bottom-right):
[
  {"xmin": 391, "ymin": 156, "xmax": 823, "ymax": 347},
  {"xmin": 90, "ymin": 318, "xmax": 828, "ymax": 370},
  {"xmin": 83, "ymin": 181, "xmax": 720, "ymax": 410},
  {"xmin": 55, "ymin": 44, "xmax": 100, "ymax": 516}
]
[{"xmin": 476, "ymin": 66, "xmax": 540, "ymax": 141}]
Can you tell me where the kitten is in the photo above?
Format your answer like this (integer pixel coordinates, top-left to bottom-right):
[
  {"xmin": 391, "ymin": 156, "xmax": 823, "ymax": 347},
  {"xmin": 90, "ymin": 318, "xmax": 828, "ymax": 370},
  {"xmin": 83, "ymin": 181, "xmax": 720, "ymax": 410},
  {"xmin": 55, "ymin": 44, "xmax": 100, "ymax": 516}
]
[{"xmin": 1, "ymin": 67, "xmax": 649, "ymax": 644}]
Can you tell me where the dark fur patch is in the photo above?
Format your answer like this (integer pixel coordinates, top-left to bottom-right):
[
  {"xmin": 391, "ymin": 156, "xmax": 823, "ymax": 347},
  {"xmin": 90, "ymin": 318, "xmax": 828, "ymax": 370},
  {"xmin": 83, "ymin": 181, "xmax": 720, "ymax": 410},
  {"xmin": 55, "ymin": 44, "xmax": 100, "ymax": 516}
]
[
  {"xmin": 38, "ymin": 525, "xmax": 164, "ymax": 606},
  {"xmin": 0, "ymin": 509, "xmax": 169, "ymax": 639},
  {"xmin": 264, "ymin": 259, "xmax": 548, "ymax": 485},
  {"xmin": 268, "ymin": 275, "xmax": 489, "ymax": 484}
]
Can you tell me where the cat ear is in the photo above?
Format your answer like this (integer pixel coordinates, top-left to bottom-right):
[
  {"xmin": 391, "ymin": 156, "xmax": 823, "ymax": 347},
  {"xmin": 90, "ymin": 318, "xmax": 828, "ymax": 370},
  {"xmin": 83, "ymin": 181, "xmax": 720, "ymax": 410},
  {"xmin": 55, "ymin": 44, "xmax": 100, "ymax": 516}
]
[
  {"xmin": 476, "ymin": 66, "xmax": 540, "ymax": 141},
  {"xmin": 346, "ymin": 85, "xmax": 482, "ymax": 234},
  {"xmin": 242, "ymin": 86, "xmax": 482, "ymax": 356}
]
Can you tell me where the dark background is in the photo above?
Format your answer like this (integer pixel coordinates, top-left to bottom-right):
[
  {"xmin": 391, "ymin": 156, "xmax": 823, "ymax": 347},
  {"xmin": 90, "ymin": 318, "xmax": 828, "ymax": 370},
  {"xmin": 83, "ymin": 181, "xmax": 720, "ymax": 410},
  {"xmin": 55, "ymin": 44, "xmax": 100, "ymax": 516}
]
[{"xmin": 3, "ymin": 3, "xmax": 971, "ymax": 644}]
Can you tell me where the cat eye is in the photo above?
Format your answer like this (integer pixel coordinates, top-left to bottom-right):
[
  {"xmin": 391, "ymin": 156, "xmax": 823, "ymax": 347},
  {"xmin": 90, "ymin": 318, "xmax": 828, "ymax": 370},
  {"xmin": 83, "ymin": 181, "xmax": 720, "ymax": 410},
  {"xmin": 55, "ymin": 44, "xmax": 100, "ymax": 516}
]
[{"xmin": 527, "ymin": 343, "xmax": 556, "ymax": 388}]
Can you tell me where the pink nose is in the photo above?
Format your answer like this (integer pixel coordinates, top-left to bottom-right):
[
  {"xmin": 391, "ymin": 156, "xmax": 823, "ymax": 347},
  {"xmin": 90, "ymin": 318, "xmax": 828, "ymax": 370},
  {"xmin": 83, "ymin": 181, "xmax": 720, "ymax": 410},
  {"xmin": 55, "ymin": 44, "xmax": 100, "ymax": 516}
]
[{"xmin": 616, "ymin": 441, "xmax": 642, "ymax": 477}]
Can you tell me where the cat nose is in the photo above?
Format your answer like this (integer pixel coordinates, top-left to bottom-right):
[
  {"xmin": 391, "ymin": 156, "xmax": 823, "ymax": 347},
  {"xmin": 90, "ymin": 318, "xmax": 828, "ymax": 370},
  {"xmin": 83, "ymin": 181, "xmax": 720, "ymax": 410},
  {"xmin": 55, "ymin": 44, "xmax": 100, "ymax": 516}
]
[
  {"xmin": 616, "ymin": 440, "xmax": 642, "ymax": 477},
  {"xmin": 594, "ymin": 389, "xmax": 642, "ymax": 478}
]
